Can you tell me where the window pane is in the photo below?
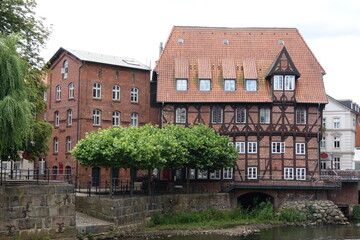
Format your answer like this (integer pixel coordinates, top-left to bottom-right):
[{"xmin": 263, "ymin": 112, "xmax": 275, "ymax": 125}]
[
  {"xmin": 246, "ymin": 80, "xmax": 257, "ymax": 91},
  {"xmin": 285, "ymin": 75, "xmax": 295, "ymax": 90},
  {"xmin": 274, "ymin": 75, "xmax": 283, "ymax": 90},
  {"xmin": 175, "ymin": 108, "xmax": 186, "ymax": 123},
  {"xmin": 212, "ymin": 106, "xmax": 223, "ymax": 124},
  {"xmin": 224, "ymin": 79, "xmax": 235, "ymax": 91},
  {"xmin": 236, "ymin": 107, "xmax": 246, "ymax": 123},
  {"xmin": 199, "ymin": 79, "xmax": 211, "ymax": 91},
  {"xmin": 260, "ymin": 108, "xmax": 270, "ymax": 124},
  {"xmin": 176, "ymin": 79, "xmax": 187, "ymax": 91}
]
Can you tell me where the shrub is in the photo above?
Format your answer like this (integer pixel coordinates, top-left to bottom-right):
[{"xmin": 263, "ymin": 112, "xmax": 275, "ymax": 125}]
[{"xmin": 278, "ymin": 207, "xmax": 307, "ymax": 222}]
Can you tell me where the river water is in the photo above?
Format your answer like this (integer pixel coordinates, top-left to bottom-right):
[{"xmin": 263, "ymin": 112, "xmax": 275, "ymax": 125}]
[{"xmin": 122, "ymin": 222, "xmax": 360, "ymax": 240}]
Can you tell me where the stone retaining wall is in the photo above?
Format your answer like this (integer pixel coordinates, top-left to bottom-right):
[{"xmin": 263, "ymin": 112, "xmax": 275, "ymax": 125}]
[
  {"xmin": 0, "ymin": 182, "xmax": 76, "ymax": 240},
  {"xmin": 75, "ymin": 193, "xmax": 231, "ymax": 229}
]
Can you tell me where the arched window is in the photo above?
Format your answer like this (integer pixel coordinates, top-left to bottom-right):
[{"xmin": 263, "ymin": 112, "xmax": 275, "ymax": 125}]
[
  {"xmin": 130, "ymin": 113, "xmax": 138, "ymax": 126},
  {"xmin": 62, "ymin": 60, "xmax": 68, "ymax": 79},
  {"xmin": 93, "ymin": 82, "xmax": 101, "ymax": 99},
  {"xmin": 68, "ymin": 83, "xmax": 74, "ymax": 99},
  {"xmin": 175, "ymin": 108, "xmax": 186, "ymax": 123},
  {"xmin": 67, "ymin": 109, "xmax": 72, "ymax": 126},
  {"xmin": 112, "ymin": 85, "xmax": 120, "ymax": 100},
  {"xmin": 56, "ymin": 85, "xmax": 61, "ymax": 101},
  {"xmin": 53, "ymin": 137, "xmax": 59, "ymax": 153},
  {"xmin": 131, "ymin": 87, "xmax": 138, "ymax": 102},
  {"xmin": 66, "ymin": 136, "xmax": 72, "ymax": 152},
  {"xmin": 54, "ymin": 111, "xmax": 60, "ymax": 127},
  {"xmin": 93, "ymin": 109, "xmax": 101, "ymax": 126},
  {"xmin": 112, "ymin": 111, "xmax": 121, "ymax": 127}
]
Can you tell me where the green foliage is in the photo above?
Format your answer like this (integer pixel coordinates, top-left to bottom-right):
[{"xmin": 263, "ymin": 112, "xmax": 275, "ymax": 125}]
[
  {"xmin": 86, "ymin": 232, "xmax": 94, "ymax": 240},
  {"xmin": 351, "ymin": 205, "xmax": 360, "ymax": 220},
  {"xmin": 250, "ymin": 201, "xmax": 275, "ymax": 220},
  {"xmin": 76, "ymin": 234, "xmax": 84, "ymax": 240},
  {"xmin": 278, "ymin": 207, "xmax": 308, "ymax": 222}
]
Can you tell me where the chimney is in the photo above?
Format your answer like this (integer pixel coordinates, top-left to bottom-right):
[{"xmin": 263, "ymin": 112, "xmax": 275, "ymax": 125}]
[{"xmin": 159, "ymin": 42, "xmax": 163, "ymax": 56}]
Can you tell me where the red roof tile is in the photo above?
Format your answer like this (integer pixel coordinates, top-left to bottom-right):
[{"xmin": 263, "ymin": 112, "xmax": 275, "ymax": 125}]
[{"xmin": 156, "ymin": 26, "xmax": 327, "ymax": 104}]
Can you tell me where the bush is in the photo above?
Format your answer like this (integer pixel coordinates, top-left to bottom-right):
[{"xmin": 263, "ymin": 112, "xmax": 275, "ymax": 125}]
[{"xmin": 278, "ymin": 207, "xmax": 307, "ymax": 222}]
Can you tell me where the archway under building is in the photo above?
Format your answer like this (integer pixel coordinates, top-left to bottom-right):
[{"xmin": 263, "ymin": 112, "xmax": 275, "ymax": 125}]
[{"xmin": 237, "ymin": 192, "xmax": 274, "ymax": 210}]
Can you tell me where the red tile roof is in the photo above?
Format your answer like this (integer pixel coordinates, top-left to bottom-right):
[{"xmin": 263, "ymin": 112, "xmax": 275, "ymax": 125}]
[{"xmin": 155, "ymin": 26, "xmax": 327, "ymax": 104}]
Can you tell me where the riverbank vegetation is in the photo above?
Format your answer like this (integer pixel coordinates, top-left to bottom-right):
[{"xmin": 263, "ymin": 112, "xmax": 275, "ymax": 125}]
[{"xmin": 148, "ymin": 201, "xmax": 309, "ymax": 230}]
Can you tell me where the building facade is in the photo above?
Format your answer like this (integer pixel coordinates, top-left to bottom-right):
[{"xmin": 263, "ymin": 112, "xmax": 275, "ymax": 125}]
[{"xmin": 42, "ymin": 48, "xmax": 151, "ymax": 185}]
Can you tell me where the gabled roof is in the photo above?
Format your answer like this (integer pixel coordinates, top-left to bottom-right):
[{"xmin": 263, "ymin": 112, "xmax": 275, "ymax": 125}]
[
  {"xmin": 266, "ymin": 47, "xmax": 300, "ymax": 80},
  {"xmin": 49, "ymin": 47, "xmax": 151, "ymax": 71},
  {"xmin": 155, "ymin": 26, "xmax": 327, "ymax": 104},
  {"xmin": 327, "ymin": 95, "xmax": 360, "ymax": 114}
]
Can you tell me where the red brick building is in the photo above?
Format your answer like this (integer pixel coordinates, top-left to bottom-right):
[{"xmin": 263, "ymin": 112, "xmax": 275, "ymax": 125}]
[
  {"xmin": 153, "ymin": 26, "xmax": 358, "ymax": 206},
  {"xmin": 42, "ymin": 48, "xmax": 151, "ymax": 186}
]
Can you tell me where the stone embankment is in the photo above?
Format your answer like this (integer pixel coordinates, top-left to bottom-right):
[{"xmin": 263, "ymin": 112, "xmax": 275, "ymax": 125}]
[{"xmin": 278, "ymin": 200, "xmax": 349, "ymax": 225}]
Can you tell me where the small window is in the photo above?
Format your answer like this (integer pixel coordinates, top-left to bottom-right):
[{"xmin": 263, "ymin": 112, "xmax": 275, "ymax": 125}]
[
  {"xmin": 44, "ymin": 91, "xmax": 48, "ymax": 101},
  {"xmin": 131, "ymin": 113, "xmax": 138, "ymax": 126},
  {"xmin": 235, "ymin": 142, "xmax": 245, "ymax": 153},
  {"xmin": 224, "ymin": 79, "xmax": 235, "ymax": 91},
  {"xmin": 223, "ymin": 168, "xmax": 233, "ymax": 179},
  {"xmin": 175, "ymin": 108, "xmax": 186, "ymax": 124},
  {"xmin": 93, "ymin": 109, "xmax": 101, "ymax": 126},
  {"xmin": 54, "ymin": 137, "xmax": 59, "ymax": 153},
  {"xmin": 98, "ymin": 69, "xmax": 102, "ymax": 78},
  {"xmin": 285, "ymin": 75, "xmax": 295, "ymax": 90},
  {"xmin": 272, "ymin": 142, "xmax": 285, "ymax": 154},
  {"xmin": 284, "ymin": 167, "xmax": 294, "ymax": 180},
  {"xmin": 178, "ymin": 38, "xmax": 184, "ymax": 44},
  {"xmin": 320, "ymin": 161, "xmax": 327, "ymax": 170},
  {"xmin": 93, "ymin": 83, "xmax": 101, "ymax": 99},
  {"xmin": 260, "ymin": 107, "xmax": 270, "ymax": 124},
  {"xmin": 115, "ymin": 71, "xmax": 119, "ymax": 79},
  {"xmin": 66, "ymin": 136, "xmax": 72, "ymax": 152},
  {"xmin": 274, "ymin": 75, "xmax": 283, "ymax": 90},
  {"xmin": 296, "ymin": 168, "xmax": 306, "ymax": 180},
  {"xmin": 322, "ymin": 118, "xmax": 326, "ymax": 128},
  {"xmin": 236, "ymin": 107, "xmax": 246, "ymax": 123},
  {"xmin": 131, "ymin": 87, "xmax": 138, "ymax": 102},
  {"xmin": 112, "ymin": 111, "xmax": 121, "ymax": 127},
  {"xmin": 62, "ymin": 60, "xmax": 68, "ymax": 79},
  {"xmin": 68, "ymin": 83, "xmax": 74, "ymax": 99},
  {"xmin": 246, "ymin": 79, "xmax": 257, "ymax": 92},
  {"xmin": 199, "ymin": 79, "xmax": 211, "ymax": 91},
  {"xmin": 211, "ymin": 106, "xmax": 223, "ymax": 124},
  {"xmin": 334, "ymin": 157, "xmax": 340, "ymax": 170},
  {"xmin": 188, "ymin": 168, "xmax": 195, "ymax": 179},
  {"xmin": 131, "ymin": 73, "xmax": 135, "ymax": 82},
  {"xmin": 320, "ymin": 137, "xmax": 326, "ymax": 148},
  {"xmin": 54, "ymin": 111, "xmax": 60, "ymax": 127},
  {"xmin": 296, "ymin": 108, "xmax": 306, "ymax": 124},
  {"xmin": 197, "ymin": 170, "xmax": 208, "ymax": 179},
  {"xmin": 223, "ymin": 40, "xmax": 229, "ymax": 45},
  {"xmin": 67, "ymin": 109, "xmax": 72, "ymax": 126},
  {"xmin": 247, "ymin": 167, "xmax": 257, "ymax": 179},
  {"xmin": 333, "ymin": 118, "xmax": 340, "ymax": 129},
  {"xmin": 176, "ymin": 79, "xmax": 187, "ymax": 91},
  {"xmin": 210, "ymin": 170, "xmax": 221, "ymax": 179},
  {"xmin": 56, "ymin": 85, "xmax": 61, "ymax": 101},
  {"xmin": 112, "ymin": 85, "xmax": 121, "ymax": 100},
  {"xmin": 296, "ymin": 143, "xmax": 305, "ymax": 155},
  {"xmin": 248, "ymin": 142, "xmax": 257, "ymax": 154},
  {"xmin": 333, "ymin": 136, "xmax": 340, "ymax": 148}
]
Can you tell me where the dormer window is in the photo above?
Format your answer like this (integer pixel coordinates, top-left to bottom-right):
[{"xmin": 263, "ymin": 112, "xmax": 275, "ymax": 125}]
[
  {"xmin": 199, "ymin": 79, "xmax": 211, "ymax": 91},
  {"xmin": 274, "ymin": 75, "xmax": 295, "ymax": 91},
  {"xmin": 224, "ymin": 79, "xmax": 235, "ymax": 91},
  {"xmin": 246, "ymin": 79, "xmax": 257, "ymax": 92},
  {"xmin": 62, "ymin": 60, "xmax": 68, "ymax": 79},
  {"xmin": 176, "ymin": 79, "xmax": 187, "ymax": 91},
  {"xmin": 274, "ymin": 75, "xmax": 283, "ymax": 90},
  {"xmin": 285, "ymin": 75, "xmax": 295, "ymax": 90}
]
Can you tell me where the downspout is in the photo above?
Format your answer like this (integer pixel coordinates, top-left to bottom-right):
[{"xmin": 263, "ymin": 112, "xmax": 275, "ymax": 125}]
[
  {"xmin": 75, "ymin": 61, "xmax": 85, "ymax": 186},
  {"xmin": 317, "ymin": 102, "xmax": 321, "ymax": 177}
]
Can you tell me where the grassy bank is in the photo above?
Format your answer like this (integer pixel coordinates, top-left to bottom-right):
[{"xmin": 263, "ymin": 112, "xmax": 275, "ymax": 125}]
[{"xmin": 148, "ymin": 201, "xmax": 307, "ymax": 230}]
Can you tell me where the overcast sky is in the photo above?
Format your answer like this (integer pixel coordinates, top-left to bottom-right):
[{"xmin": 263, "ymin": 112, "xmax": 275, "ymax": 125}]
[{"xmin": 36, "ymin": 0, "xmax": 360, "ymax": 104}]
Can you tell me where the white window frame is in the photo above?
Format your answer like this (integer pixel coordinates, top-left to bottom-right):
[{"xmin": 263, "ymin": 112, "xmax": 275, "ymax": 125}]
[
  {"xmin": 211, "ymin": 106, "xmax": 223, "ymax": 124},
  {"xmin": 175, "ymin": 107, "xmax": 186, "ymax": 124},
  {"xmin": 224, "ymin": 79, "xmax": 236, "ymax": 91},
  {"xmin": 223, "ymin": 167, "xmax": 233, "ymax": 179},
  {"xmin": 188, "ymin": 168, "xmax": 195, "ymax": 179},
  {"xmin": 56, "ymin": 85, "xmax": 61, "ymax": 101},
  {"xmin": 333, "ymin": 157, "xmax": 340, "ymax": 170},
  {"xmin": 333, "ymin": 118, "xmax": 340, "ymax": 129},
  {"xmin": 235, "ymin": 142, "xmax": 245, "ymax": 153},
  {"xmin": 320, "ymin": 137, "xmax": 326, "ymax": 148},
  {"xmin": 236, "ymin": 107, "xmax": 246, "ymax": 123},
  {"xmin": 68, "ymin": 83, "xmax": 74, "ymax": 99},
  {"xmin": 131, "ymin": 87, "xmax": 138, "ymax": 102},
  {"xmin": 112, "ymin": 111, "xmax": 120, "ymax": 127},
  {"xmin": 54, "ymin": 111, "xmax": 60, "ymax": 127},
  {"xmin": 320, "ymin": 161, "xmax": 327, "ymax": 170},
  {"xmin": 43, "ymin": 91, "xmax": 48, "ymax": 101},
  {"xmin": 39, "ymin": 158, "xmax": 45, "ymax": 174},
  {"xmin": 210, "ymin": 170, "xmax": 221, "ymax": 179},
  {"xmin": 93, "ymin": 109, "xmax": 101, "ymax": 126},
  {"xmin": 322, "ymin": 118, "xmax": 326, "ymax": 128},
  {"xmin": 260, "ymin": 107, "xmax": 270, "ymax": 124},
  {"xmin": 333, "ymin": 136, "xmax": 340, "ymax": 148},
  {"xmin": 67, "ymin": 109, "xmax": 72, "ymax": 126},
  {"xmin": 247, "ymin": 167, "xmax": 257, "ymax": 179},
  {"xmin": 62, "ymin": 60, "xmax": 68, "ymax": 79},
  {"xmin": 284, "ymin": 75, "xmax": 295, "ymax": 90},
  {"xmin": 296, "ymin": 168, "xmax": 306, "ymax": 180},
  {"xmin": 296, "ymin": 108, "xmax": 306, "ymax": 124},
  {"xmin": 93, "ymin": 82, "xmax": 101, "ymax": 99},
  {"xmin": 272, "ymin": 142, "xmax": 285, "ymax": 154},
  {"xmin": 274, "ymin": 75, "xmax": 283, "ymax": 90},
  {"xmin": 54, "ymin": 138, "xmax": 59, "ymax": 153},
  {"xmin": 131, "ymin": 112, "xmax": 138, "ymax": 126},
  {"xmin": 112, "ymin": 85, "xmax": 120, "ymax": 100},
  {"xmin": 66, "ymin": 136, "xmax": 72, "ymax": 152},
  {"xmin": 199, "ymin": 79, "xmax": 211, "ymax": 91},
  {"xmin": 176, "ymin": 79, "xmax": 187, "ymax": 91},
  {"xmin": 295, "ymin": 143, "xmax": 305, "ymax": 155},
  {"xmin": 246, "ymin": 79, "xmax": 257, "ymax": 92},
  {"xmin": 248, "ymin": 142, "xmax": 257, "ymax": 154},
  {"xmin": 284, "ymin": 167, "xmax": 294, "ymax": 180},
  {"xmin": 197, "ymin": 170, "xmax": 208, "ymax": 179}
]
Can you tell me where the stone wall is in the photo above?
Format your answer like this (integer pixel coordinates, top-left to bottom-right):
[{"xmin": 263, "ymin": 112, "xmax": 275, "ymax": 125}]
[
  {"xmin": 75, "ymin": 193, "xmax": 231, "ymax": 229},
  {"xmin": 0, "ymin": 182, "xmax": 76, "ymax": 240}
]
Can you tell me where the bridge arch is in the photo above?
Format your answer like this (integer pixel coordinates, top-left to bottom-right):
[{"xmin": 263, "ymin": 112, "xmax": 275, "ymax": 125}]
[{"xmin": 237, "ymin": 192, "xmax": 274, "ymax": 210}]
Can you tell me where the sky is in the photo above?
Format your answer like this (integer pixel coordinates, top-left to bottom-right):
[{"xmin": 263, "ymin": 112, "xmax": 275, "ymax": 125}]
[{"xmin": 35, "ymin": 0, "xmax": 360, "ymax": 104}]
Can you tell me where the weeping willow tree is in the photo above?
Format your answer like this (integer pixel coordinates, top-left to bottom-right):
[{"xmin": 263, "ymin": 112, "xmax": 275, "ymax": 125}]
[{"xmin": 0, "ymin": 35, "xmax": 33, "ymax": 161}]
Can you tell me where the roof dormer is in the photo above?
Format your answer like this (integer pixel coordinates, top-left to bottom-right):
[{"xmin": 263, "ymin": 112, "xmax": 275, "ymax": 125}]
[{"xmin": 266, "ymin": 47, "xmax": 300, "ymax": 80}]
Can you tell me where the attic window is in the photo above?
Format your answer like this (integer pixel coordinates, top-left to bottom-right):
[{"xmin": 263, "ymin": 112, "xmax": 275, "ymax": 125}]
[
  {"xmin": 278, "ymin": 40, "xmax": 285, "ymax": 45},
  {"xmin": 178, "ymin": 38, "xmax": 184, "ymax": 44},
  {"xmin": 223, "ymin": 40, "xmax": 229, "ymax": 45}
]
